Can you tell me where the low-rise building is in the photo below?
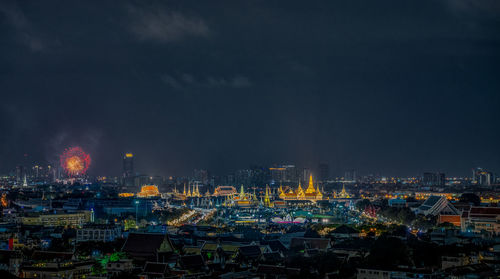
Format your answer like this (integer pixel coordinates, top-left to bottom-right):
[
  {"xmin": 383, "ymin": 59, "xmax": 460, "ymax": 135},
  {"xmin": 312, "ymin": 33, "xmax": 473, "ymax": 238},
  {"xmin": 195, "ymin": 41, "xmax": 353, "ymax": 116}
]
[
  {"xmin": 76, "ymin": 224, "xmax": 121, "ymax": 242},
  {"xmin": 461, "ymin": 206, "xmax": 500, "ymax": 234},
  {"xmin": 357, "ymin": 267, "xmax": 440, "ymax": 279},
  {"xmin": 106, "ymin": 259, "xmax": 134, "ymax": 277},
  {"xmin": 415, "ymin": 196, "xmax": 460, "ymax": 216},
  {"xmin": 20, "ymin": 211, "xmax": 92, "ymax": 227},
  {"xmin": 21, "ymin": 251, "xmax": 93, "ymax": 279},
  {"xmin": 0, "ymin": 250, "xmax": 22, "ymax": 276}
]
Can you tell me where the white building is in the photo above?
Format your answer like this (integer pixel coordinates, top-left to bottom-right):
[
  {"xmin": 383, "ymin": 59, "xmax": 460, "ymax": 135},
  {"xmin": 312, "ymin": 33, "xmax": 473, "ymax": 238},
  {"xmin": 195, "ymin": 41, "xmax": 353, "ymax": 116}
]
[
  {"xmin": 415, "ymin": 196, "xmax": 459, "ymax": 216},
  {"xmin": 76, "ymin": 224, "xmax": 121, "ymax": 242}
]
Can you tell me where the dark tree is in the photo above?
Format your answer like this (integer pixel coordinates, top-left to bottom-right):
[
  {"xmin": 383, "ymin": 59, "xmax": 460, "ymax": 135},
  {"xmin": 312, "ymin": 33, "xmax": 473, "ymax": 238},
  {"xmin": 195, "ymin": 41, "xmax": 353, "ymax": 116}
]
[
  {"xmin": 355, "ymin": 199, "xmax": 371, "ymax": 211},
  {"xmin": 366, "ymin": 235, "xmax": 411, "ymax": 268},
  {"xmin": 460, "ymin": 193, "xmax": 481, "ymax": 206}
]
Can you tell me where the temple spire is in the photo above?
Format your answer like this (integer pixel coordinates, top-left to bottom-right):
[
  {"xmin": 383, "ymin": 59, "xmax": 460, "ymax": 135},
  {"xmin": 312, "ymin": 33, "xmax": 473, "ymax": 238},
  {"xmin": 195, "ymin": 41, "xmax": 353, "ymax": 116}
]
[
  {"xmin": 306, "ymin": 174, "xmax": 315, "ymax": 193},
  {"xmin": 297, "ymin": 181, "xmax": 305, "ymax": 198},
  {"xmin": 264, "ymin": 185, "xmax": 271, "ymax": 207},
  {"xmin": 240, "ymin": 185, "xmax": 245, "ymax": 199}
]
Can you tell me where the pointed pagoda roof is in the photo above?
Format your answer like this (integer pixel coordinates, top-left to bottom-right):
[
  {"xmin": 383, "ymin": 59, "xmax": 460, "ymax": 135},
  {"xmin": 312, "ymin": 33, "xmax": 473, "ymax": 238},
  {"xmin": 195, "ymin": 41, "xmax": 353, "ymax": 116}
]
[
  {"xmin": 305, "ymin": 175, "xmax": 315, "ymax": 193},
  {"xmin": 297, "ymin": 181, "xmax": 305, "ymax": 197},
  {"xmin": 240, "ymin": 185, "xmax": 246, "ymax": 199}
]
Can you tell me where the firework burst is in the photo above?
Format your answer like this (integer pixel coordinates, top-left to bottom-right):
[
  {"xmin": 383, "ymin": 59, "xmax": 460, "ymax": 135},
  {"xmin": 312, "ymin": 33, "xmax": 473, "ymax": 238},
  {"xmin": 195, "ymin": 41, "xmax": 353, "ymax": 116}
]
[{"xmin": 60, "ymin": 146, "xmax": 91, "ymax": 176}]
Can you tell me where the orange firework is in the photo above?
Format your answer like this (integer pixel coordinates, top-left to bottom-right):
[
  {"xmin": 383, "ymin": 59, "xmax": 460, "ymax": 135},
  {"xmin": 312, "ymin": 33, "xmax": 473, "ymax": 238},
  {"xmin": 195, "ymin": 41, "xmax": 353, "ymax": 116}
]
[
  {"xmin": 60, "ymin": 146, "xmax": 91, "ymax": 176},
  {"xmin": 1, "ymin": 193, "xmax": 8, "ymax": 207}
]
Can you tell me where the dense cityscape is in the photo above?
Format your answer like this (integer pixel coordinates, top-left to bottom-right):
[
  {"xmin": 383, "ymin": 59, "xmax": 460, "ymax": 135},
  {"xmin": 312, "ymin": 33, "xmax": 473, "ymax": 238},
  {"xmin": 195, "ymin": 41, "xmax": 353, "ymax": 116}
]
[
  {"xmin": 0, "ymin": 152, "xmax": 499, "ymax": 278},
  {"xmin": 1, "ymin": 0, "xmax": 500, "ymax": 278}
]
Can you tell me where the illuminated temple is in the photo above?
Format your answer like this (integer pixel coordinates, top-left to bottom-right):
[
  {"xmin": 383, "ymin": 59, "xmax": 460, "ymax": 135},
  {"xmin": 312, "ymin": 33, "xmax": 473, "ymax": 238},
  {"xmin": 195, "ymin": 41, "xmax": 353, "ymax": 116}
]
[
  {"xmin": 182, "ymin": 183, "xmax": 202, "ymax": 198},
  {"xmin": 137, "ymin": 185, "xmax": 160, "ymax": 198},
  {"xmin": 222, "ymin": 185, "xmax": 259, "ymax": 207},
  {"xmin": 332, "ymin": 184, "xmax": 351, "ymax": 199},
  {"xmin": 279, "ymin": 175, "xmax": 324, "ymax": 201}
]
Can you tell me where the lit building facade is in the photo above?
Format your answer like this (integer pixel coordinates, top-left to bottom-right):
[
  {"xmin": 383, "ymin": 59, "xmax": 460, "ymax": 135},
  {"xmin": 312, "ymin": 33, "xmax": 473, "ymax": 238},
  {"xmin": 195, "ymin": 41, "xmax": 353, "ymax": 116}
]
[
  {"xmin": 213, "ymin": 186, "xmax": 237, "ymax": 197},
  {"xmin": 20, "ymin": 211, "xmax": 92, "ymax": 227},
  {"xmin": 279, "ymin": 175, "xmax": 324, "ymax": 202},
  {"xmin": 123, "ymin": 153, "xmax": 134, "ymax": 177},
  {"xmin": 472, "ymin": 168, "xmax": 495, "ymax": 186},
  {"xmin": 137, "ymin": 185, "xmax": 160, "ymax": 198}
]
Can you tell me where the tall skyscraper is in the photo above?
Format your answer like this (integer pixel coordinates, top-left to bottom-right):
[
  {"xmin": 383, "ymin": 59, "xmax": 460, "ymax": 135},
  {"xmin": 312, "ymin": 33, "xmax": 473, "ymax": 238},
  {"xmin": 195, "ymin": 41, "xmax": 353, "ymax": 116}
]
[
  {"xmin": 194, "ymin": 169, "xmax": 209, "ymax": 184},
  {"xmin": 472, "ymin": 168, "xmax": 495, "ymax": 186},
  {"xmin": 302, "ymin": 168, "xmax": 312, "ymax": 184},
  {"xmin": 318, "ymin": 163, "xmax": 329, "ymax": 182},
  {"xmin": 269, "ymin": 165, "xmax": 296, "ymax": 184},
  {"xmin": 16, "ymin": 165, "xmax": 24, "ymax": 184},
  {"xmin": 123, "ymin": 153, "xmax": 134, "ymax": 178},
  {"xmin": 344, "ymin": 169, "xmax": 357, "ymax": 182}
]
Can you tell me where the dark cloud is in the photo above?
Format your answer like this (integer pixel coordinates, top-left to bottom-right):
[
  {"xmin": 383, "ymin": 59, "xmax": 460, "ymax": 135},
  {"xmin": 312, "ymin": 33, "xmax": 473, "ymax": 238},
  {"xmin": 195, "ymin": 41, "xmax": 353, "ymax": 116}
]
[
  {"xmin": 160, "ymin": 73, "xmax": 252, "ymax": 89},
  {"xmin": 445, "ymin": 0, "xmax": 500, "ymax": 17},
  {"xmin": 127, "ymin": 3, "xmax": 210, "ymax": 43},
  {"xmin": 0, "ymin": 0, "xmax": 499, "ymax": 177},
  {"xmin": 0, "ymin": 1, "xmax": 54, "ymax": 52}
]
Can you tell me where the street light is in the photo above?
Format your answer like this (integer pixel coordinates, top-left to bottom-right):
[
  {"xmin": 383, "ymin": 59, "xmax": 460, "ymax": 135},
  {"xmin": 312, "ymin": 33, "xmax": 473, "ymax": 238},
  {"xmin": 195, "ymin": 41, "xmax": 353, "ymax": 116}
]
[{"xmin": 135, "ymin": 200, "xmax": 140, "ymax": 226}]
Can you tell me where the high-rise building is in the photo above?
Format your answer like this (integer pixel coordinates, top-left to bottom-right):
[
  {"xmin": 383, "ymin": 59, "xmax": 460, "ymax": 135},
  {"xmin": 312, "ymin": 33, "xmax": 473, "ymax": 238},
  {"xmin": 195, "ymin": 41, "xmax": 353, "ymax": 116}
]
[
  {"xmin": 194, "ymin": 169, "xmax": 209, "ymax": 184},
  {"xmin": 302, "ymin": 168, "xmax": 312, "ymax": 184},
  {"xmin": 223, "ymin": 174, "xmax": 235, "ymax": 186},
  {"xmin": 269, "ymin": 166, "xmax": 286, "ymax": 183},
  {"xmin": 15, "ymin": 165, "xmax": 24, "ymax": 184},
  {"xmin": 344, "ymin": 169, "xmax": 357, "ymax": 182},
  {"xmin": 318, "ymin": 163, "xmax": 329, "ymax": 182},
  {"xmin": 472, "ymin": 168, "xmax": 495, "ymax": 186},
  {"xmin": 269, "ymin": 165, "xmax": 297, "ymax": 184},
  {"xmin": 123, "ymin": 153, "xmax": 134, "ymax": 178},
  {"xmin": 133, "ymin": 175, "xmax": 163, "ymax": 188},
  {"xmin": 423, "ymin": 172, "xmax": 445, "ymax": 186}
]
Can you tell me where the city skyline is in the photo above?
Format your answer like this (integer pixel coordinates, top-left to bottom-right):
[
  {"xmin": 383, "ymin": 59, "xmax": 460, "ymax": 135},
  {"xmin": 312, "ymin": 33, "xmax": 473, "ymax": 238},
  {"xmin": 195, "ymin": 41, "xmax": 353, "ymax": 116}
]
[
  {"xmin": 2, "ymin": 146, "xmax": 499, "ymax": 178},
  {"xmin": 4, "ymin": 148, "xmax": 497, "ymax": 181}
]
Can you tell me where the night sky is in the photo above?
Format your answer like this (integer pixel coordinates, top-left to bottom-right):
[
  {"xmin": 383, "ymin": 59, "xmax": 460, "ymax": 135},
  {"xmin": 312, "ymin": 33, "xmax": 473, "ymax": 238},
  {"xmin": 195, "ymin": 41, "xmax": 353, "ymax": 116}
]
[{"xmin": 1, "ymin": 0, "xmax": 499, "ymax": 177}]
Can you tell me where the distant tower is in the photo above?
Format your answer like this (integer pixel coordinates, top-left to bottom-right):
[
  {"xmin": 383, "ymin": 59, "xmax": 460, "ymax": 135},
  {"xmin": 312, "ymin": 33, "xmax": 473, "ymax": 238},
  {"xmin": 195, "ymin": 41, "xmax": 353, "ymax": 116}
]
[
  {"xmin": 345, "ymin": 169, "xmax": 357, "ymax": 182},
  {"xmin": 16, "ymin": 165, "xmax": 24, "ymax": 184},
  {"xmin": 472, "ymin": 168, "xmax": 494, "ymax": 186},
  {"xmin": 23, "ymin": 174, "xmax": 28, "ymax": 187},
  {"xmin": 318, "ymin": 163, "xmax": 329, "ymax": 182},
  {"xmin": 123, "ymin": 153, "xmax": 134, "ymax": 177}
]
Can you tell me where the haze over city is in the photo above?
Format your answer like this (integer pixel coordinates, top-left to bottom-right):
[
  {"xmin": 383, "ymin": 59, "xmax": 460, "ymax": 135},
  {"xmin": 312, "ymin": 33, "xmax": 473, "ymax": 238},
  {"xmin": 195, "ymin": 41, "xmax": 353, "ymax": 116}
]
[{"xmin": 1, "ymin": 0, "xmax": 499, "ymax": 177}]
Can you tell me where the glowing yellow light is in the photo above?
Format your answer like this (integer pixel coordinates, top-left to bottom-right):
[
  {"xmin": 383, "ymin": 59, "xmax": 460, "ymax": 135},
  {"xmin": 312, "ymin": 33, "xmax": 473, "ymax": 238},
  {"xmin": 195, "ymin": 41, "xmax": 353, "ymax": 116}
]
[
  {"xmin": 137, "ymin": 185, "xmax": 160, "ymax": 197},
  {"xmin": 125, "ymin": 153, "xmax": 133, "ymax": 158},
  {"xmin": 66, "ymin": 156, "xmax": 84, "ymax": 174}
]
